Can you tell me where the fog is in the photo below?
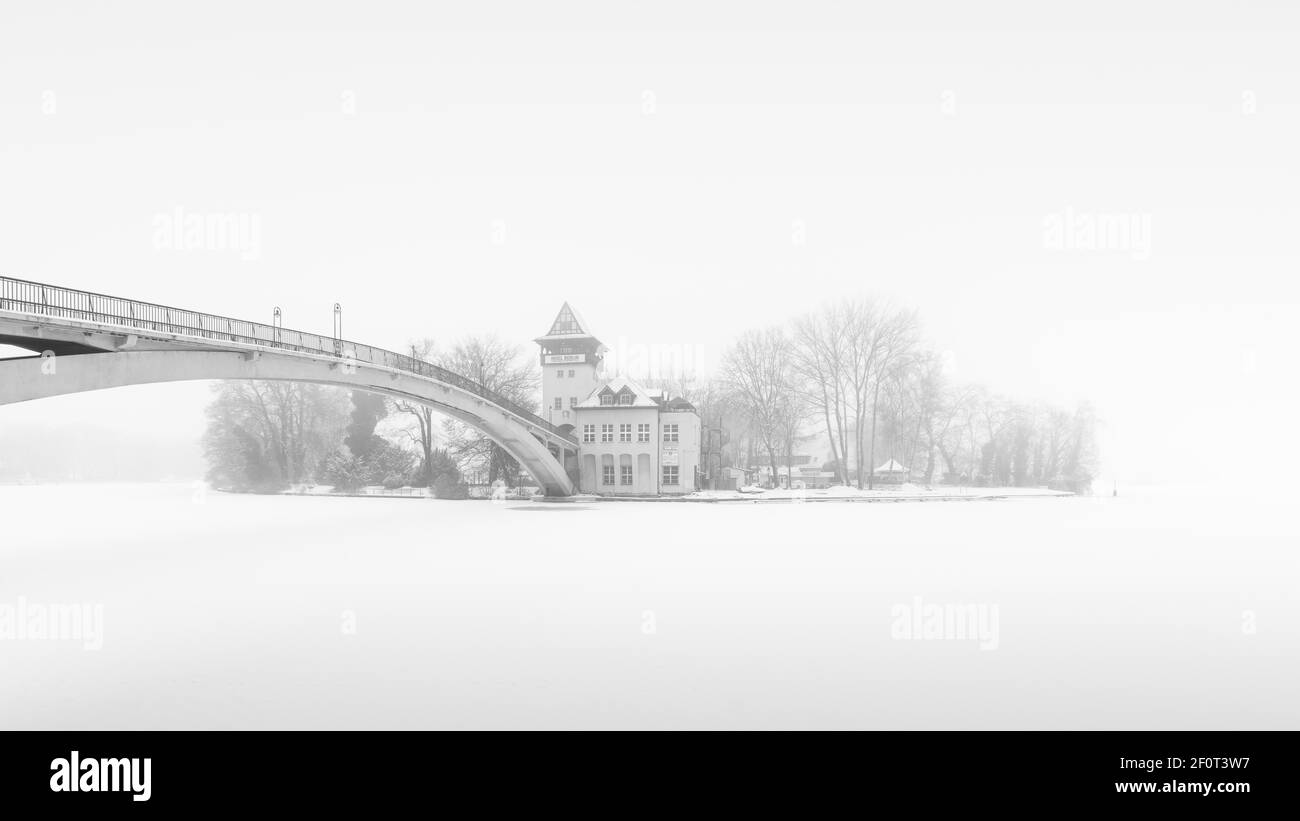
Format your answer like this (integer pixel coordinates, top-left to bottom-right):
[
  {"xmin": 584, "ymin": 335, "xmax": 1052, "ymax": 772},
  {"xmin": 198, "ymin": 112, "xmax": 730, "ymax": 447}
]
[{"xmin": 4, "ymin": 1, "xmax": 1299, "ymax": 486}]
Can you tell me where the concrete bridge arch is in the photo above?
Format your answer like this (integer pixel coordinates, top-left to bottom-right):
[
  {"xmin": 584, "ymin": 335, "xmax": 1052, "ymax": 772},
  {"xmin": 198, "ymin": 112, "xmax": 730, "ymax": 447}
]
[{"xmin": 0, "ymin": 280, "xmax": 577, "ymax": 496}]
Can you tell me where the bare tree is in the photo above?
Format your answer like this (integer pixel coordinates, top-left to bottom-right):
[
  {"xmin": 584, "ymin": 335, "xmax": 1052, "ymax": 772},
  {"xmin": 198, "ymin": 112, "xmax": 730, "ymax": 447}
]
[
  {"xmin": 791, "ymin": 302, "xmax": 855, "ymax": 485},
  {"xmin": 438, "ymin": 334, "xmax": 540, "ymax": 485},
  {"xmin": 851, "ymin": 304, "xmax": 919, "ymax": 489},
  {"xmin": 690, "ymin": 379, "xmax": 755, "ymax": 486},
  {"xmin": 931, "ymin": 382, "xmax": 979, "ymax": 483},
  {"xmin": 392, "ymin": 338, "xmax": 440, "ymax": 486},
  {"xmin": 724, "ymin": 292, "xmax": 1101, "ymax": 494},
  {"xmin": 777, "ymin": 390, "xmax": 813, "ymax": 485},
  {"xmin": 203, "ymin": 381, "xmax": 349, "ymax": 491},
  {"xmin": 1037, "ymin": 405, "xmax": 1074, "ymax": 485},
  {"xmin": 890, "ymin": 350, "xmax": 932, "ymax": 478},
  {"xmin": 721, "ymin": 327, "xmax": 797, "ymax": 487},
  {"xmin": 1061, "ymin": 401, "xmax": 1100, "ymax": 492},
  {"xmin": 863, "ymin": 307, "xmax": 925, "ymax": 488},
  {"xmin": 971, "ymin": 391, "xmax": 1017, "ymax": 485}
]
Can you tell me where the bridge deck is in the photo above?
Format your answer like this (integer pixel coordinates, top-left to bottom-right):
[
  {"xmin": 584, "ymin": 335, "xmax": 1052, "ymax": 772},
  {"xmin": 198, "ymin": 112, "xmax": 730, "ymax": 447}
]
[{"xmin": 0, "ymin": 275, "xmax": 576, "ymax": 447}]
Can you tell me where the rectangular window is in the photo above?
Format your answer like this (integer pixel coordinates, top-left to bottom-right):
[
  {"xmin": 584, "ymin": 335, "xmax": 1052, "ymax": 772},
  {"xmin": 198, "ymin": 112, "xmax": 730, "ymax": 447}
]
[
  {"xmin": 619, "ymin": 424, "xmax": 632, "ymax": 442},
  {"xmin": 601, "ymin": 424, "xmax": 614, "ymax": 443},
  {"xmin": 662, "ymin": 465, "xmax": 679, "ymax": 485},
  {"xmin": 602, "ymin": 465, "xmax": 615, "ymax": 485},
  {"xmin": 554, "ymin": 398, "xmax": 562, "ymax": 410},
  {"xmin": 583, "ymin": 425, "xmax": 596, "ymax": 443},
  {"xmin": 637, "ymin": 423, "xmax": 651, "ymax": 443},
  {"xmin": 568, "ymin": 369, "xmax": 575, "ymax": 378},
  {"xmin": 600, "ymin": 394, "xmax": 614, "ymax": 406},
  {"xmin": 557, "ymin": 370, "xmax": 564, "ymax": 379},
  {"xmin": 663, "ymin": 423, "xmax": 679, "ymax": 443},
  {"xmin": 620, "ymin": 464, "xmax": 633, "ymax": 485},
  {"xmin": 619, "ymin": 393, "xmax": 633, "ymax": 405},
  {"xmin": 569, "ymin": 396, "xmax": 577, "ymax": 407}
]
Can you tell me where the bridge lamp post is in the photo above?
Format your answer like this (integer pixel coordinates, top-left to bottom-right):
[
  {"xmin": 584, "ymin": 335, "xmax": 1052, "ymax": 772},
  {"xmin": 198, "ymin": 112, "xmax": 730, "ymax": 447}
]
[
  {"xmin": 273, "ymin": 307, "xmax": 282, "ymax": 345},
  {"xmin": 333, "ymin": 303, "xmax": 343, "ymax": 356}
]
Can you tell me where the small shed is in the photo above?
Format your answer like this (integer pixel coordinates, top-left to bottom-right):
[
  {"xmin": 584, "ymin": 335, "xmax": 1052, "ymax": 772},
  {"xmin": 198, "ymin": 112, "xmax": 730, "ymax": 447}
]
[{"xmin": 711, "ymin": 466, "xmax": 745, "ymax": 492}]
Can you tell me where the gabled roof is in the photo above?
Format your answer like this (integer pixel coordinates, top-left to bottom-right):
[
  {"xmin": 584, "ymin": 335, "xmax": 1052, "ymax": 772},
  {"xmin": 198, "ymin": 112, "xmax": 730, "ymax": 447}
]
[
  {"xmin": 575, "ymin": 376, "xmax": 660, "ymax": 408},
  {"xmin": 874, "ymin": 459, "xmax": 908, "ymax": 473}
]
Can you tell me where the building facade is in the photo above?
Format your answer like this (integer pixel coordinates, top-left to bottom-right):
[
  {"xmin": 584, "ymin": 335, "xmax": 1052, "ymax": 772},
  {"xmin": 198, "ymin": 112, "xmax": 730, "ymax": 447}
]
[{"xmin": 536, "ymin": 304, "xmax": 701, "ymax": 496}]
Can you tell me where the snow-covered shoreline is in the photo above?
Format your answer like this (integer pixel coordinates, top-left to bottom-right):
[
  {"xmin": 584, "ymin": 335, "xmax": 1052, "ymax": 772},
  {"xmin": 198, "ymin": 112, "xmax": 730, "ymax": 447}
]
[
  {"xmin": 210, "ymin": 482, "xmax": 1076, "ymax": 503},
  {"xmin": 561, "ymin": 484, "xmax": 1075, "ymax": 503}
]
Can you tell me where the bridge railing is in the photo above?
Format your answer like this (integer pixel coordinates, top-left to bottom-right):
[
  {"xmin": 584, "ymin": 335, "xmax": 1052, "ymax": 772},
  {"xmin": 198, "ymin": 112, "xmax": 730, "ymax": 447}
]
[{"xmin": 0, "ymin": 275, "xmax": 575, "ymax": 444}]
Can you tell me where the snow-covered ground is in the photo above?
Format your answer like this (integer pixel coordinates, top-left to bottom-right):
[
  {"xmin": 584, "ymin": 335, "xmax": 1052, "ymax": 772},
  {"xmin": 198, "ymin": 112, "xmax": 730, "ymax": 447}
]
[
  {"xmin": 0, "ymin": 482, "xmax": 1295, "ymax": 729},
  {"xmin": 684, "ymin": 483, "xmax": 1073, "ymax": 502}
]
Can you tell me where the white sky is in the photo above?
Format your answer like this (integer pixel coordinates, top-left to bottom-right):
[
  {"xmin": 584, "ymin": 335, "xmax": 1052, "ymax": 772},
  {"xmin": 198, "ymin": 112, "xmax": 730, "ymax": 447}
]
[{"xmin": 2, "ymin": 1, "xmax": 1297, "ymax": 483}]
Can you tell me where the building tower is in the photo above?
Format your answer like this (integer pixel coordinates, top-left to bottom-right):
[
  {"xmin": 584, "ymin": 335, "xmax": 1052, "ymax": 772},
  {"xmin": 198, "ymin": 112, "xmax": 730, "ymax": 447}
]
[{"xmin": 535, "ymin": 303, "xmax": 607, "ymax": 430}]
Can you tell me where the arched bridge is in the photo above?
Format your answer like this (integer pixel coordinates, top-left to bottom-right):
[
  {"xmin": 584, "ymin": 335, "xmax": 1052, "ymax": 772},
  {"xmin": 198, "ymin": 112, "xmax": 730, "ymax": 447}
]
[{"xmin": 0, "ymin": 276, "xmax": 578, "ymax": 496}]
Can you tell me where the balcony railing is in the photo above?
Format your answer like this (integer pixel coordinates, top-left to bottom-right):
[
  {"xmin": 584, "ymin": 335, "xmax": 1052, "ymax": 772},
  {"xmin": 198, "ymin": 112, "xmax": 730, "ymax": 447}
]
[{"xmin": 0, "ymin": 275, "xmax": 574, "ymax": 444}]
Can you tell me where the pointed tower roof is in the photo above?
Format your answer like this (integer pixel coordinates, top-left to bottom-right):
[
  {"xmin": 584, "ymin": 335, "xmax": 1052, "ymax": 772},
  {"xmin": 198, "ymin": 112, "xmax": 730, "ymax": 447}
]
[
  {"xmin": 546, "ymin": 302, "xmax": 588, "ymax": 336},
  {"xmin": 535, "ymin": 303, "xmax": 605, "ymax": 348}
]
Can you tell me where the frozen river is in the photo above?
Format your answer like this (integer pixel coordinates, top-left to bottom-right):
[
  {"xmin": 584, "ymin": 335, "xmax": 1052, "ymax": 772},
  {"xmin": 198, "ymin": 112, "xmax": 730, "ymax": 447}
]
[{"xmin": 1, "ymin": 483, "xmax": 1295, "ymax": 729}]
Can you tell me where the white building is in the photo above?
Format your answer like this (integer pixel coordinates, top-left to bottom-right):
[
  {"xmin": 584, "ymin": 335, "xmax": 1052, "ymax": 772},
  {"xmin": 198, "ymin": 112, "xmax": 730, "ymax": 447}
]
[{"xmin": 535, "ymin": 304, "xmax": 701, "ymax": 496}]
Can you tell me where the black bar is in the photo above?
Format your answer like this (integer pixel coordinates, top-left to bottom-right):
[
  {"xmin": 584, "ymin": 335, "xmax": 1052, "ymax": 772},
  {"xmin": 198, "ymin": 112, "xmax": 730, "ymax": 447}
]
[{"xmin": 0, "ymin": 730, "xmax": 1291, "ymax": 811}]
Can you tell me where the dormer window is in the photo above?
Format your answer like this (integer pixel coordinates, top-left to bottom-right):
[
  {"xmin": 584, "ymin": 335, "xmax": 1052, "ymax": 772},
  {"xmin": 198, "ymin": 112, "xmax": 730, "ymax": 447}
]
[{"xmin": 596, "ymin": 383, "xmax": 638, "ymax": 408}]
